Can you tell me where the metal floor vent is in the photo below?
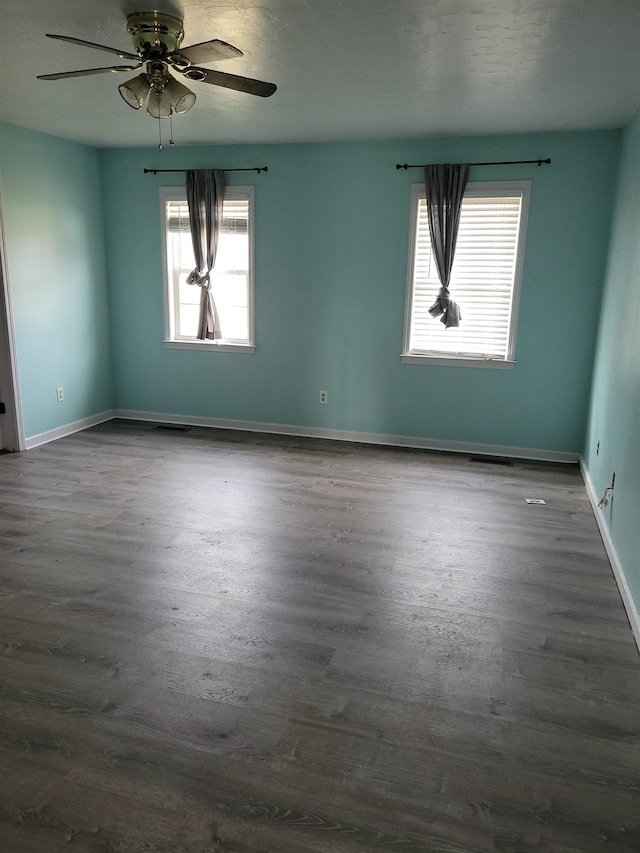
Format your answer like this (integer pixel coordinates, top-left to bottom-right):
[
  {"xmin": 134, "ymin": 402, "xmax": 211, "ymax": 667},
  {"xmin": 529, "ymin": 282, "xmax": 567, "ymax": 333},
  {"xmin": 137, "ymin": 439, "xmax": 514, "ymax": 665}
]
[
  {"xmin": 154, "ymin": 424, "xmax": 192, "ymax": 432},
  {"xmin": 469, "ymin": 455, "xmax": 513, "ymax": 466}
]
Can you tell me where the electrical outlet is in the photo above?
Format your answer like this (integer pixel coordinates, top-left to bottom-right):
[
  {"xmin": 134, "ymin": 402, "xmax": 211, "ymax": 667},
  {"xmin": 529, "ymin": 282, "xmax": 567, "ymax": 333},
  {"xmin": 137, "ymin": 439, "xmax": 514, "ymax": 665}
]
[
  {"xmin": 56, "ymin": 387, "xmax": 64, "ymax": 402},
  {"xmin": 319, "ymin": 391, "xmax": 327, "ymax": 404}
]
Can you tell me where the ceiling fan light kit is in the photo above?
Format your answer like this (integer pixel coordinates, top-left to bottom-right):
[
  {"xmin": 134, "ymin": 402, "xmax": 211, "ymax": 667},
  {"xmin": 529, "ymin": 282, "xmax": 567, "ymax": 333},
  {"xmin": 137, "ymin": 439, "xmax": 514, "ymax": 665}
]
[
  {"xmin": 119, "ymin": 60, "xmax": 198, "ymax": 118},
  {"xmin": 38, "ymin": 10, "xmax": 276, "ymax": 143}
]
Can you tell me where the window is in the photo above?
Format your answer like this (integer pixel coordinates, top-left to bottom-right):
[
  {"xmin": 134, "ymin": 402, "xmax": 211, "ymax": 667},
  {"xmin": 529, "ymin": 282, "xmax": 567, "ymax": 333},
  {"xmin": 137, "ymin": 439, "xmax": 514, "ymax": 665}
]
[
  {"xmin": 403, "ymin": 181, "xmax": 530, "ymax": 367},
  {"xmin": 161, "ymin": 186, "xmax": 254, "ymax": 351}
]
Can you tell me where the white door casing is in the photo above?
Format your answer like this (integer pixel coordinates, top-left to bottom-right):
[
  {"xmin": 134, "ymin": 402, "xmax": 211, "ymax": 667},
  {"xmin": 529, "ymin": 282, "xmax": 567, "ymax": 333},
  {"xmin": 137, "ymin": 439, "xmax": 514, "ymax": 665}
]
[{"xmin": 0, "ymin": 192, "xmax": 25, "ymax": 452}]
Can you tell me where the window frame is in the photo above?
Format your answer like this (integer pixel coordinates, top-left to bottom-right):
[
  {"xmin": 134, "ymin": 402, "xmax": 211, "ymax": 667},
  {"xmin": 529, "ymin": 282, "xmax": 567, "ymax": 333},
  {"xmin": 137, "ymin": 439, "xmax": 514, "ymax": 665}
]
[
  {"xmin": 160, "ymin": 185, "xmax": 255, "ymax": 353},
  {"xmin": 402, "ymin": 180, "xmax": 531, "ymax": 369}
]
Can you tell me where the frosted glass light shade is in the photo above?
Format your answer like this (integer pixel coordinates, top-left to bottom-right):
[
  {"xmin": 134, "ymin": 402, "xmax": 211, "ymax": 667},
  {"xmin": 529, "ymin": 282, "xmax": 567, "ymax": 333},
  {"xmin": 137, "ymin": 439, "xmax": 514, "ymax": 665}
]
[
  {"xmin": 147, "ymin": 89, "xmax": 173, "ymax": 118},
  {"xmin": 118, "ymin": 74, "xmax": 151, "ymax": 109},
  {"xmin": 165, "ymin": 77, "xmax": 196, "ymax": 114}
]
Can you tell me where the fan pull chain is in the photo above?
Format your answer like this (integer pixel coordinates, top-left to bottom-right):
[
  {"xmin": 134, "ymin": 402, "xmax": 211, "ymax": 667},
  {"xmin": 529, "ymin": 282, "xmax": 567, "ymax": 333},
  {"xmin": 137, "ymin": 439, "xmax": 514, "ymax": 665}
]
[
  {"xmin": 157, "ymin": 109, "xmax": 163, "ymax": 151},
  {"xmin": 169, "ymin": 109, "xmax": 175, "ymax": 146}
]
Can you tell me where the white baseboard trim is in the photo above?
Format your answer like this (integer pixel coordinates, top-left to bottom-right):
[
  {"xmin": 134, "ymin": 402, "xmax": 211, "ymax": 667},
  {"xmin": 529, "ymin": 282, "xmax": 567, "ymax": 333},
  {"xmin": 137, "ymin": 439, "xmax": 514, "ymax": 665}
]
[
  {"xmin": 113, "ymin": 408, "xmax": 579, "ymax": 464},
  {"xmin": 24, "ymin": 409, "xmax": 116, "ymax": 450},
  {"xmin": 580, "ymin": 457, "xmax": 640, "ymax": 653}
]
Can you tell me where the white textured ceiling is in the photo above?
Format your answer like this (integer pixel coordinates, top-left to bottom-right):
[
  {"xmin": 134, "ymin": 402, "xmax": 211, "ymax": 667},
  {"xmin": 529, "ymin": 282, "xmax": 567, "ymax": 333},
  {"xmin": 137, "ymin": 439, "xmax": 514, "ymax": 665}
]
[{"xmin": 1, "ymin": 0, "xmax": 639, "ymax": 149}]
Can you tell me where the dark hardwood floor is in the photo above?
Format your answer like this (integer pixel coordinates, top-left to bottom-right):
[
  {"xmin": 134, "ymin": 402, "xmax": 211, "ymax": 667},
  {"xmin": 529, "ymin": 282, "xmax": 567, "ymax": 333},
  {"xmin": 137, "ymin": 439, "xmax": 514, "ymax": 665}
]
[{"xmin": 0, "ymin": 419, "xmax": 638, "ymax": 852}]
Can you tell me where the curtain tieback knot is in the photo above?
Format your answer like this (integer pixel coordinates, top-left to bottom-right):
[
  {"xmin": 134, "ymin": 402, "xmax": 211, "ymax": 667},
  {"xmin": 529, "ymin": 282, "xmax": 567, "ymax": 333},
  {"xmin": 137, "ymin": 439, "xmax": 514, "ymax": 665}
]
[
  {"xmin": 187, "ymin": 270, "xmax": 211, "ymax": 289},
  {"xmin": 428, "ymin": 286, "xmax": 451, "ymax": 318},
  {"xmin": 428, "ymin": 286, "xmax": 461, "ymax": 328}
]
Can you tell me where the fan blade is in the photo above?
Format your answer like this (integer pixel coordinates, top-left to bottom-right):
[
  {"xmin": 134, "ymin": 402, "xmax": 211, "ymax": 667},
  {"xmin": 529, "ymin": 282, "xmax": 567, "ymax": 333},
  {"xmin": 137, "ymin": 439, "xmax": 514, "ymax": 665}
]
[
  {"xmin": 181, "ymin": 67, "xmax": 276, "ymax": 97},
  {"xmin": 168, "ymin": 39, "xmax": 243, "ymax": 66},
  {"xmin": 46, "ymin": 33, "xmax": 139, "ymax": 61},
  {"xmin": 37, "ymin": 65, "xmax": 141, "ymax": 81}
]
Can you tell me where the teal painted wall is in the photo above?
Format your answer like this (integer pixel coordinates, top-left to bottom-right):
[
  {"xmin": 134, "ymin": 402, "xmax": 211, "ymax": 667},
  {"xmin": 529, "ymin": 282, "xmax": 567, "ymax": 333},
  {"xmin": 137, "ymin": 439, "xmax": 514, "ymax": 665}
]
[
  {"xmin": 102, "ymin": 130, "xmax": 620, "ymax": 454},
  {"xmin": 0, "ymin": 122, "xmax": 114, "ymax": 438},
  {"xmin": 584, "ymin": 108, "xmax": 640, "ymax": 615}
]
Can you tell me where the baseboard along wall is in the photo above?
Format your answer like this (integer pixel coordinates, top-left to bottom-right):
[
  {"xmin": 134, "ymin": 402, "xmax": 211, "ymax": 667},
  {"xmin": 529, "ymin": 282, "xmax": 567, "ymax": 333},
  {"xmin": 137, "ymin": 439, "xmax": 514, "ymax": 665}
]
[
  {"xmin": 580, "ymin": 458, "xmax": 640, "ymax": 654},
  {"xmin": 23, "ymin": 409, "xmax": 115, "ymax": 450},
  {"xmin": 113, "ymin": 408, "xmax": 579, "ymax": 464}
]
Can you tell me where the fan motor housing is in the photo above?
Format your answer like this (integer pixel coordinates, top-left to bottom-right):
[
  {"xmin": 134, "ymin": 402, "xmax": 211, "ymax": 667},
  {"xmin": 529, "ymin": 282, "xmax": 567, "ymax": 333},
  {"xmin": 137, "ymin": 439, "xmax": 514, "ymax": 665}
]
[{"xmin": 126, "ymin": 11, "xmax": 184, "ymax": 54}]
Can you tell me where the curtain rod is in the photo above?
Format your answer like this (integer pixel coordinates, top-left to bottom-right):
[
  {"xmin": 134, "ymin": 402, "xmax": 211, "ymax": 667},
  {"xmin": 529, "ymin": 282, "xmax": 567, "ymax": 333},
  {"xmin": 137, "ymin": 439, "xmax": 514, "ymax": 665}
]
[
  {"xmin": 144, "ymin": 166, "xmax": 268, "ymax": 174},
  {"xmin": 396, "ymin": 158, "xmax": 550, "ymax": 170}
]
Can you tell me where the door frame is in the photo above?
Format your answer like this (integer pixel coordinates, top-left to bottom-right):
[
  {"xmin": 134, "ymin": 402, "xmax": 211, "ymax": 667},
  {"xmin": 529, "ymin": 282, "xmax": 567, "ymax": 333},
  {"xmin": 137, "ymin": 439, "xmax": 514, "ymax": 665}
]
[{"xmin": 0, "ymin": 191, "xmax": 25, "ymax": 452}]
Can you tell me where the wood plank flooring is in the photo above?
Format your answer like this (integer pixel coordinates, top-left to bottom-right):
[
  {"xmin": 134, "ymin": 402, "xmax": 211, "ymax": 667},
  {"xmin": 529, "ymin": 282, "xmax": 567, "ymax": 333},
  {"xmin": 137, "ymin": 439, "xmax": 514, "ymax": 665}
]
[{"xmin": 0, "ymin": 419, "xmax": 638, "ymax": 852}]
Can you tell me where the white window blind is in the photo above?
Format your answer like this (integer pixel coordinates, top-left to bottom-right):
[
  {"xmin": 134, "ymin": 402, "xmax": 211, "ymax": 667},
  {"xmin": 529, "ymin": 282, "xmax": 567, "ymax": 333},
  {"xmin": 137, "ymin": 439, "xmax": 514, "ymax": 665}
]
[
  {"xmin": 162, "ymin": 187, "xmax": 254, "ymax": 348},
  {"xmin": 405, "ymin": 181, "xmax": 530, "ymax": 362}
]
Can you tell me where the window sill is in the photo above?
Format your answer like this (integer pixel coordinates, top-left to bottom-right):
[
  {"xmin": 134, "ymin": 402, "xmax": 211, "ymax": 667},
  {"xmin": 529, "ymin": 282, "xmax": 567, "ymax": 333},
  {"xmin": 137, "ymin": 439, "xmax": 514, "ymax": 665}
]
[
  {"xmin": 401, "ymin": 354, "xmax": 515, "ymax": 369},
  {"xmin": 164, "ymin": 340, "xmax": 255, "ymax": 353}
]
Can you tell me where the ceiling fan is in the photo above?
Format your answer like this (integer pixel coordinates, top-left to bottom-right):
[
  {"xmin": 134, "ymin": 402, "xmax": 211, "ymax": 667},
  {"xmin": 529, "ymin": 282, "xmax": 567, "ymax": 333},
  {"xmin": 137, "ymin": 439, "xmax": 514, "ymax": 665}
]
[{"xmin": 37, "ymin": 11, "xmax": 277, "ymax": 121}]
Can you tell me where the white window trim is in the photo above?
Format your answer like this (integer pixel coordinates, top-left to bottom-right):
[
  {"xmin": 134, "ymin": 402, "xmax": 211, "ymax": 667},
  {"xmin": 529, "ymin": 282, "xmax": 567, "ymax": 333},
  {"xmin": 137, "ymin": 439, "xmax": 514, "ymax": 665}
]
[
  {"xmin": 402, "ymin": 180, "xmax": 531, "ymax": 368},
  {"xmin": 163, "ymin": 340, "xmax": 255, "ymax": 353},
  {"xmin": 160, "ymin": 185, "xmax": 255, "ymax": 353},
  {"xmin": 400, "ymin": 354, "xmax": 515, "ymax": 369}
]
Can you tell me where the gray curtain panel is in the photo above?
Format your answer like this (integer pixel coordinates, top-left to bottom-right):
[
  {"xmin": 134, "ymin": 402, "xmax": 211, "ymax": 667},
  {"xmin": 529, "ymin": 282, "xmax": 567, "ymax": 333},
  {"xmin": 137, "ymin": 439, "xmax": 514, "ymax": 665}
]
[
  {"xmin": 424, "ymin": 163, "xmax": 470, "ymax": 329},
  {"xmin": 185, "ymin": 169, "xmax": 225, "ymax": 340}
]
